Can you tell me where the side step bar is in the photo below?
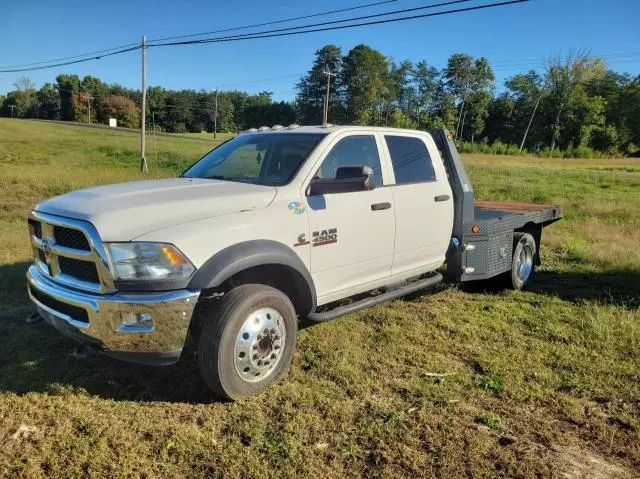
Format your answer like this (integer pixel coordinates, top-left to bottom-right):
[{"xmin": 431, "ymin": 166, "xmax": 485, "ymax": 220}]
[{"xmin": 305, "ymin": 272, "xmax": 443, "ymax": 323}]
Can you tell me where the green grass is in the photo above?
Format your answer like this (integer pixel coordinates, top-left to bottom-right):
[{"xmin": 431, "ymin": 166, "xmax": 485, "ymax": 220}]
[{"xmin": 0, "ymin": 119, "xmax": 639, "ymax": 478}]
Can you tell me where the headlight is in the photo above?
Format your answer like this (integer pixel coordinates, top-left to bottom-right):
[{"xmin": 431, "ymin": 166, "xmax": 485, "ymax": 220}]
[{"xmin": 106, "ymin": 242, "xmax": 195, "ymax": 281}]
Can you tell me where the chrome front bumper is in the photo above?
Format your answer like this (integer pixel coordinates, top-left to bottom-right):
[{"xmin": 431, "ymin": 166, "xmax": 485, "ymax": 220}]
[{"xmin": 26, "ymin": 265, "xmax": 200, "ymax": 364}]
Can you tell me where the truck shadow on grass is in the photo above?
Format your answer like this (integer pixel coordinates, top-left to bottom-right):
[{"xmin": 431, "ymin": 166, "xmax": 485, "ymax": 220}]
[
  {"xmin": 527, "ymin": 269, "xmax": 640, "ymax": 310},
  {"xmin": 460, "ymin": 267, "xmax": 639, "ymax": 310},
  {"xmin": 1, "ymin": 261, "xmax": 637, "ymax": 403}
]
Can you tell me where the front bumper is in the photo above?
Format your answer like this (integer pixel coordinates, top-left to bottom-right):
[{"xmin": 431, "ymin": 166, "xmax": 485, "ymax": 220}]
[{"xmin": 26, "ymin": 265, "xmax": 200, "ymax": 365}]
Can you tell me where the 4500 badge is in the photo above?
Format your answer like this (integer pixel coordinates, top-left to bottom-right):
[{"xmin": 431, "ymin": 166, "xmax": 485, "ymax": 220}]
[{"xmin": 293, "ymin": 228, "xmax": 338, "ymax": 247}]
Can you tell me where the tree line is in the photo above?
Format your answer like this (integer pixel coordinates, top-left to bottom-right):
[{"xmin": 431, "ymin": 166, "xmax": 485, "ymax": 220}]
[
  {"xmin": 296, "ymin": 45, "xmax": 640, "ymax": 157},
  {"xmin": 0, "ymin": 74, "xmax": 295, "ymax": 132},
  {"xmin": 1, "ymin": 44, "xmax": 639, "ymax": 156}
]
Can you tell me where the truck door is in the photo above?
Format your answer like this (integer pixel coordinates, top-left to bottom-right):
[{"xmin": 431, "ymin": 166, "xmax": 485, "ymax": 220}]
[
  {"xmin": 305, "ymin": 133, "xmax": 395, "ymax": 304},
  {"xmin": 382, "ymin": 133, "xmax": 454, "ymax": 276}
]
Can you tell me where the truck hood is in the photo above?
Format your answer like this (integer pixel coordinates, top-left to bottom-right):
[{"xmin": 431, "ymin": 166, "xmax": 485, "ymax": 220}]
[{"xmin": 35, "ymin": 178, "xmax": 277, "ymax": 241}]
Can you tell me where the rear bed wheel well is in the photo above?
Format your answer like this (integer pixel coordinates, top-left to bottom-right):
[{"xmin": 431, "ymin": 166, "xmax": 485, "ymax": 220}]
[{"xmin": 515, "ymin": 222, "xmax": 542, "ymax": 265}]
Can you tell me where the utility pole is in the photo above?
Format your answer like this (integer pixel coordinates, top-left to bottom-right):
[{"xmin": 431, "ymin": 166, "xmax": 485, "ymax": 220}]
[
  {"xmin": 140, "ymin": 35, "xmax": 148, "ymax": 173},
  {"xmin": 519, "ymin": 78, "xmax": 548, "ymax": 153},
  {"xmin": 213, "ymin": 87, "xmax": 218, "ymax": 140},
  {"xmin": 9, "ymin": 105, "xmax": 15, "ymax": 118},
  {"xmin": 322, "ymin": 65, "xmax": 336, "ymax": 125}
]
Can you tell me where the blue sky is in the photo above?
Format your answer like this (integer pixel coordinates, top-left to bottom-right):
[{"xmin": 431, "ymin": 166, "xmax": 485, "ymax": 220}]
[{"xmin": 1, "ymin": 0, "xmax": 639, "ymax": 100}]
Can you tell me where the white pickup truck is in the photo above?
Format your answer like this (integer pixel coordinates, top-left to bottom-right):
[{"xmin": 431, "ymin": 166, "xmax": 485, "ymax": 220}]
[{"xmin": 25, "ymin": 126, "xmax": 562, "ymax": 399}]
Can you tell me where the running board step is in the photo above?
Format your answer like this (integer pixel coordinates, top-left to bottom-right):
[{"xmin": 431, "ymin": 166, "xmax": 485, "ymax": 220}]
[{"xmin": 305, "ymin": 272, "xmax": 443, "ymax": 323}]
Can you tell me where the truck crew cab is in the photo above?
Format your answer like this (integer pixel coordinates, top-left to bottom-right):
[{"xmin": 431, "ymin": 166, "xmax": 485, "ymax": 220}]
[{"xmin": 25, "ymin": 126, "xmax": 562, "ymax": 399}]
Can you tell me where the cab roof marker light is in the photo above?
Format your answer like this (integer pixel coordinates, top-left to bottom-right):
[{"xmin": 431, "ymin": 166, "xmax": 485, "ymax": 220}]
[
  {"xmin": 271, "ymin": 124, "xmax": 284, "ymax": 130},
  {"xmin": 287, "ymin": 124, "xmax": 300, "ymax": 129},
  {"xmin": 258, "ymin": 126, "xmax": 270, "ymax": 131}
]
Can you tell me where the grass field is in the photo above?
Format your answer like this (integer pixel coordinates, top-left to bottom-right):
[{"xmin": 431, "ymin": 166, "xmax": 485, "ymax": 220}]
[{"xmin": 0, "ymin": 118, "xmax": 638, "ymax": 478}]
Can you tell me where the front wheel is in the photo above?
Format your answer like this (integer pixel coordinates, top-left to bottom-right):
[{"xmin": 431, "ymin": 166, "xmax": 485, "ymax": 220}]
[
  {"xmin": 508, "ymin": 233, "xmax": 537, "ymax": 290},
  {"xmin": 197, "ymin": 284, "xmax": 297, "ymax": 400}
]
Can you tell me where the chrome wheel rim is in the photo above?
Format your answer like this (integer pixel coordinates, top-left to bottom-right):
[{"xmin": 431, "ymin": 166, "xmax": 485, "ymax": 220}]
[
  {"xmin": 516, "ymin": 244, "xmax": 533, "ymax": 282},
  {"xmin": 234, "ymin": 307, "xmax": 286, "ymax": 383}
]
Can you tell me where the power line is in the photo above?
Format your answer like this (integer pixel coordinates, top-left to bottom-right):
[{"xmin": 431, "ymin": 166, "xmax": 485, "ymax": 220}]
[
  {"xmin": 0, "ymin": 42, "xmax": 140, "ymax": 69},
  {"xmin": 147, "ymin": 0, "xmax": 400, "ymax": 43},
  {"xmin": 0, "ymin": 1, "xmax": 528, "ymax": 73},
  {"xmin": 0, "ymin": 46, "xmax": 140, "ymax": 73},
  {"xmin": 0, "ymin": 0, "xmax": 396, "ymax": 70},
  {"xmin": 150, "ymin": 0, "xmax": 530, "ymax": 48},
  {"xmin": 151, "ymin": 0, "xmax": 484, "ymax": 46}
]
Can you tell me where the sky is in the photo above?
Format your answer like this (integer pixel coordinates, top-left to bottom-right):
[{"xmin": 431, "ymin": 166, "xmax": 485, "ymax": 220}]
[{"xmin": 1, "ymin": 0, "xmax": 639, "ymax": 101}]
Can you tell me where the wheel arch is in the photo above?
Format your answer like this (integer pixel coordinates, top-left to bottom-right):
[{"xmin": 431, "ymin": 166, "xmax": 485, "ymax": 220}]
[
  {"xmin": 515, "ymin": 222, "xmax": 542, "ymax": 266},
  {"xmin": 188, "ymin": 240, "xmax": 316, "ymax": 315}
]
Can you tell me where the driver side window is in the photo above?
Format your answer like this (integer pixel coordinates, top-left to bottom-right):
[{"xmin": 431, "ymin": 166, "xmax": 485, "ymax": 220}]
[{"xmin": 316, "ymin": 135, "xmax": 383, "ymax": 187}]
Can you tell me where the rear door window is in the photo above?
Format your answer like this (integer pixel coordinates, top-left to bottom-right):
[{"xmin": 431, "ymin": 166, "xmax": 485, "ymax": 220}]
[{"xmin": 385, "ymin": 135, "xmax": 436, "ymax": 184}]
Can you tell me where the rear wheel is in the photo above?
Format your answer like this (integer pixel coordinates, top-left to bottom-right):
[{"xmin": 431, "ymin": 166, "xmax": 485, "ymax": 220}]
[
  {"xmin": 508, "ymin": 233, "xmax": 536, "ymax": 290},
  {"xmin": 197, "ymin": 284, "xmax": 297, "ymax": 400}
]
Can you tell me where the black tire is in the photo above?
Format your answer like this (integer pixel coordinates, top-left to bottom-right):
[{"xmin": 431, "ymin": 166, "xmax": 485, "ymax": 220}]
[
  {"xmin": 197, "ymin": 284, "xmax": 297, "ymax": 400},
  {"xmin": 509, "ymin": 233, "xmax": 537, "ymax": 290}
]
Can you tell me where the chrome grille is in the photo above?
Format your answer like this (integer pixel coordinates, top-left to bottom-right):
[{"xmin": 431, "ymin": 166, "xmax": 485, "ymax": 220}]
[
  {"xmin": 58, "ymin": 257, "xmax": 100, "ymax": 283},
  {"xmin": 54, "ymin": 225, "xmax": 91, "ymax": 251},
  {"xmin": 28, "ymin": 212, "xmax": 115, "ymax": 293}
]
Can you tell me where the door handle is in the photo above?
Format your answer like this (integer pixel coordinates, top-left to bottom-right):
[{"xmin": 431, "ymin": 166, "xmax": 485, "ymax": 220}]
[
  {"xmin": 434, "ymin": 195, "xmax": 450, "ymax": 202},
  {"xmin": 371, "ymin": 202, "xmax": 392, "ymax": 211}
]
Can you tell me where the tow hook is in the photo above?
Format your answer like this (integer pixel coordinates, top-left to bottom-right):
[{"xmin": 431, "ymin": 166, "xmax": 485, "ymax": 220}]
[
  {"xmin": 26, "ymin": 312, "xmax": 44, "ymax": 324},
  {"xmin": 73, "ymin": 344, "xmax": 99, "ymax": 360}
]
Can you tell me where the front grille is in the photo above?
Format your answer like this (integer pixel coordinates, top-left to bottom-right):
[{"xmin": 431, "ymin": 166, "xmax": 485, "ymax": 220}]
[
  {"xmin": 58, "ymin": 257, "xmax": 100, "ymax": 283},
  {"xmin": 29, "ymin": 285, "xmax": 89, "ymax": 323},
  {"xmin": 29, "ymin": 219, "xmax": 42, "ymax": 239},
  {"xmin": 29, "ymin": 213, "xmax": 113, "ymax": 292},
  {"xmin": 54, "ymin": 226, "xmax": 91, "ymax": 251}
]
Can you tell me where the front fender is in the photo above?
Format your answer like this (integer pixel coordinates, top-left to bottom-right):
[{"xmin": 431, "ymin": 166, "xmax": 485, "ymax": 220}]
[{"xmin": 187, "ymin": 240, "xmax": 317, "ymax": 313}]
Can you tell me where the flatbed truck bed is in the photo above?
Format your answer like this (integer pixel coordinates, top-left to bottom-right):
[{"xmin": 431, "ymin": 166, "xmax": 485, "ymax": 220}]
[{"xmin": 428, "ymin": 130, "xmax": 563, "ymax": 283}]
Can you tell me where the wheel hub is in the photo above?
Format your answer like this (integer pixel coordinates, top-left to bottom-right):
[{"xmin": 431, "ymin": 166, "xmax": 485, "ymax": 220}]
[
  {"xmin": 516, "ymin": 244, "xmax": 533, "ymax": 282},
  {"xmin": 234, "ymin": 307, "xmax": 285, "ymax": 383}
]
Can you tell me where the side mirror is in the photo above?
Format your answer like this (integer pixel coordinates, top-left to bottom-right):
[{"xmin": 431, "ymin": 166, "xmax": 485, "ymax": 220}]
[{"xmin": 308, "ymin": 165, "xmax": 375, "ymax": 196}]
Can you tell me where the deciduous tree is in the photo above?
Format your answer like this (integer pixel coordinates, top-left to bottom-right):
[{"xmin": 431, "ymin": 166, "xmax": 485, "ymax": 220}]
[{"xmin": 102, "ymin": 94, "xmax": 139, "ymax": 128}]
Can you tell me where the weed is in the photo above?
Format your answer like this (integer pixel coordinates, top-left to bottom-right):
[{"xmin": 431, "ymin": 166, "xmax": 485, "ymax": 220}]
[
  {"xmin": 475, "ymin": 414, "xmax": 503, "ymax": 430},
  {"xmin": 476, "ymin": 373, "xmax": 506, "ymax": 396}
]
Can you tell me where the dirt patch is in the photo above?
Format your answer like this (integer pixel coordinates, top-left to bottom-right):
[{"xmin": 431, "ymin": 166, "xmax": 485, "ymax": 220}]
[{"xmin": 548, "ymin": 443, "xmax": 634, "ymax": 479}]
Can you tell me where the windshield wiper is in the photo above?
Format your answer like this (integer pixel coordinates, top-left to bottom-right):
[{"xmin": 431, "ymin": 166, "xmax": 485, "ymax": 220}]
[{"xmin": 205, "ymin": 175, "xmax": 258, "ymax": 185}]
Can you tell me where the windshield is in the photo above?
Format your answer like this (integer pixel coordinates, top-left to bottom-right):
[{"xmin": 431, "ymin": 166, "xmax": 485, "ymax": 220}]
[{"xmin": 182, "ymin": 132, "xmax": 326, "ymax": 186}]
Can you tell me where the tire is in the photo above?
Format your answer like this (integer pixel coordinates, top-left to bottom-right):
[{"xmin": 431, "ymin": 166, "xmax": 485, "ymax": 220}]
[
  {"xmin": 509, "ymin": 233, "xmax": 537, "ymax": 290},
  {"xmin": 197, "ymin": 284, "xmax": 297, "ymax": 400}
]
